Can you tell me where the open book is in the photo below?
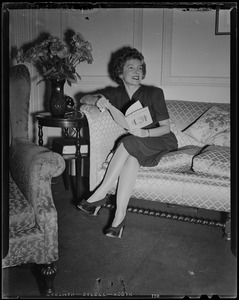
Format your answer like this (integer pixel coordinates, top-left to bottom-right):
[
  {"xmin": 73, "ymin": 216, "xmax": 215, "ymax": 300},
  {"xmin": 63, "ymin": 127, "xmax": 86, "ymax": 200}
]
[{"xmin": 108, "ymin": 100, "xmax": 153, "ymax": 130}]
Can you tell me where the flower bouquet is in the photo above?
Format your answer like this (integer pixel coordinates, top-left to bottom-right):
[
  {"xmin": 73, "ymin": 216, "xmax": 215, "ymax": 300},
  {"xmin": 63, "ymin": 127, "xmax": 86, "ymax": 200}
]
[
  {"xmin": 17, "ymin": 32, "xmax": 93, "ymax": 86},
  {"xmin": 17, "ymin": 32, "xmax": 93, "ymax": 117}
]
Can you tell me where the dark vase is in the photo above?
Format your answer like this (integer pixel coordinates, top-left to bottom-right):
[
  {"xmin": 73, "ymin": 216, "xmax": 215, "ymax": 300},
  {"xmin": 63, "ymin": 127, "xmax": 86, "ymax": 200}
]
[{"xmin": 49, "ymin": 79, "xmax": 66, "ymax": 118}]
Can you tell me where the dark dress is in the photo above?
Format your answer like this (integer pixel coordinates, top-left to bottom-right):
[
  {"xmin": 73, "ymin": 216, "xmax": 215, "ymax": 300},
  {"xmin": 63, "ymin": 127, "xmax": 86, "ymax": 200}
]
[{"xmin": 95, "ymin": 84, "xmax": 178, "ymax": 167}]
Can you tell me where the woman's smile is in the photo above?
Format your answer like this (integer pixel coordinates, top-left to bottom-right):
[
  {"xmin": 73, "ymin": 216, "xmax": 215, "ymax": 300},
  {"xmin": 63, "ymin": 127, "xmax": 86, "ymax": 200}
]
[{"xmin": 121, "ymin": 59, "xmax": 143, "ymax": 88}]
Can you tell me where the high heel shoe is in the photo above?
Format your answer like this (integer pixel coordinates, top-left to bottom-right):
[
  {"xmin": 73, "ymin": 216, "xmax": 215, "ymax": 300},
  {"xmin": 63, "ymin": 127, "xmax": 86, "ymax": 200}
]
[
  {"xmin": 76, "ymin": 198, "xmax": 107, "ymax": 215},
  {"xmin": 105, "ymin": 219, "xmax": 126, "ymax": 238}
]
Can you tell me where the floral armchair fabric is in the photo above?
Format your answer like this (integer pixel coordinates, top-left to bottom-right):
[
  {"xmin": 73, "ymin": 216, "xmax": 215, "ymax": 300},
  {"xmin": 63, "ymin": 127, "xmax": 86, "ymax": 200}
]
[{"xmin": 3, "ymin": 64, "xmax": 65, "ymax": 296}]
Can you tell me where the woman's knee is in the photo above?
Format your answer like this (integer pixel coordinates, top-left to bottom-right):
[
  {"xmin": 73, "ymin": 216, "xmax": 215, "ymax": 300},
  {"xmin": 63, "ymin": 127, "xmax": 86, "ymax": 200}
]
[{"xmin": 126, "ymin": 155, "xmax": 140, "ymax": 166}]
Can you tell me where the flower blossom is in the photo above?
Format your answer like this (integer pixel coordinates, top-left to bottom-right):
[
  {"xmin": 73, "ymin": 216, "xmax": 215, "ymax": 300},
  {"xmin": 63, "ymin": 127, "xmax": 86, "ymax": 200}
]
[{"xmin": 17, "ymin": 32, "xmax": 93, "ymax": 86}]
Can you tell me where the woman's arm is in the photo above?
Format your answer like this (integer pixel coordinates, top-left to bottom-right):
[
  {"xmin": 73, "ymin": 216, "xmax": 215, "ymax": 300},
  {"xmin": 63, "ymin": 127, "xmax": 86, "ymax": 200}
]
[
  {"xmin": 81, "ymin": 94, "xmax": 112, "ymax": 110},
  {"xmin": 147, "ymin": 119, "xmax": 171, "ymax": 137},
  {"xmin": 80, "ymin": 94, "xmax": 101, "ymax": 105},
  {"xmin": 130, "ymin": 119, "xmax": 171, "ymax": 138}
]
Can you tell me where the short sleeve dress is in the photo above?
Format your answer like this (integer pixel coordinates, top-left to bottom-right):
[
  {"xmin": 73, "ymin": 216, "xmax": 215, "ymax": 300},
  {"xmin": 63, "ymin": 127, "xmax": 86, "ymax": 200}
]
[{"xmin": 95, "ymin": 84, "xmax": 178, "ymax": 167}]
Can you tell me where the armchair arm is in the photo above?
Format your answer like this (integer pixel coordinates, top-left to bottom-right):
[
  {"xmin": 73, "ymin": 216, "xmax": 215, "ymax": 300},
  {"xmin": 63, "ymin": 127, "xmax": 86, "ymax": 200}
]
[
  {"xmin": 80, "ymin": 104, "xmax": 126, "ymax": 190},
  {"xmin": 9, "ymin": 138, "xmax": 66, "ymax": 232}
]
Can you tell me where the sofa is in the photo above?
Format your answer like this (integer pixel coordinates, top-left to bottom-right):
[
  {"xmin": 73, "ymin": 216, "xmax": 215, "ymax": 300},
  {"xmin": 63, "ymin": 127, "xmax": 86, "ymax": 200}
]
[
  {"xmin": 80, "ymin": 99, "xmax": 230, "ymax": 240},
  {"xmin": 2, "ymin": 64, "xmax": 66, "ymax": 296}
]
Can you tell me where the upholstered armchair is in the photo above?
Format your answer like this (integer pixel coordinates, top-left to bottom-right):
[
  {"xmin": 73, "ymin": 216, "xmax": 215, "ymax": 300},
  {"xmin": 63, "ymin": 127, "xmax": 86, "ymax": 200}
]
[{"xmin": 2, "ymin": 64, "xmax": 65, "ymax": 295}]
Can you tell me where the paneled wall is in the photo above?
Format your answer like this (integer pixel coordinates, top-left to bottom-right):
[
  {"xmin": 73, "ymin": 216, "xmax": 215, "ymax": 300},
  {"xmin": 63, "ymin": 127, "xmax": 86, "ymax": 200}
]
[
  {"xmin": 9, "ymin": 8, "xmax": 230, "ymax": 142},
  {"xmin": 159, "ymin": 9, "xmax": 230, "ymax": 101}
]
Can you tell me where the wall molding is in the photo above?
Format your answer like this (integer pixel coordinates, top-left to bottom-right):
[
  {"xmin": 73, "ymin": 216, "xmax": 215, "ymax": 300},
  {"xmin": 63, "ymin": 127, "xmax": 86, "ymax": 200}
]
[
  {"xmin": 161, "ymin": 9, "xmax": 230, "ymax": 87},
  {"xmin": 63, "ymin": 8, "xmax": 144, "ymax": 85},
  {"xmin": 133, "ymin": 8, "xmax": 143, "ymax": 51}
]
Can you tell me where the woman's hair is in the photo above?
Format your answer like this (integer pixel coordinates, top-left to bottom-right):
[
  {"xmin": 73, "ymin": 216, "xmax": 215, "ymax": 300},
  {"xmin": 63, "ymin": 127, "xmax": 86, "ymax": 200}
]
[{"xmin": 112, "ymin": 47, "xmax": 146, "ymax": 85}]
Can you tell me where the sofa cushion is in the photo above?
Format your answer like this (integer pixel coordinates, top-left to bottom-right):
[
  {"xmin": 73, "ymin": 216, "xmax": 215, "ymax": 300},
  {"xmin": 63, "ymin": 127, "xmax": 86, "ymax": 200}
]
[
  {"xmin": 166, "ymin": 100, "xmax": 211, "ymax": 132},
  {"xmin": 170, "ymin": 120, "xmax": 205, "ymax": 148},
  {"xmin": 205, "ymin": 127, "xmax": 230, "ymax": 147},
  {"xmin": 9, "ymin": 174, "xmax": 36, "ymax": 234},
  {"xmin": 182, "ymin": 106, "xmax": 230, "ymax": 147},
  {"xmin": 102, "ymin": 146, "xmax": 202, "ymax": 174},
  {"xmin": 142, "ymin": 145, "xmax": 202, "ymax": 173},
  {"xmin": 192, "ymin": 145, "xmax": 230, "ymax": 178}
]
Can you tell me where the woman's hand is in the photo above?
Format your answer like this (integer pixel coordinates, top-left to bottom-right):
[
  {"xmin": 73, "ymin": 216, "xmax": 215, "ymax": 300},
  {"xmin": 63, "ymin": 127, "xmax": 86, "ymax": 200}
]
[
  {"xmin": 95, "ymin": 95, "xmax": 111, "ymax": 110},
  {"xmin": 129, "ymin": 128, "xmax": 149, "ymax": 138}
]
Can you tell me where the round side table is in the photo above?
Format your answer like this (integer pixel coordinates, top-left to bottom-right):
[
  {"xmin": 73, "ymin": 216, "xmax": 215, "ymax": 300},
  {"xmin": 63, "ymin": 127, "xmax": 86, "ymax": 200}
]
[{"xmin": 36, "ymin": 112, "xmax": 89, "ymax": 200}]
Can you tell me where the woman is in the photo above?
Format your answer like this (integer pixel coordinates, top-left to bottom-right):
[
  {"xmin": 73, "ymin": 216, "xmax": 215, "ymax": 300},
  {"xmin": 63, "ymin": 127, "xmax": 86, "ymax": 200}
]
[{"xmin": 77, "ymin": 47, "xmax": 178, "ymax": 238}]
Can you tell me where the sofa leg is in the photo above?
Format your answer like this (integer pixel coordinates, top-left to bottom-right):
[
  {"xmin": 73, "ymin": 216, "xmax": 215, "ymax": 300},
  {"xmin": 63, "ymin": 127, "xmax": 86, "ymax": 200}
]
[
  {"xmin": 223, "ymin": 213, "xmax": 231, "ymax": 241},
  {"xmin": 40, "ymin": 262, "xmax": 57, "ymax": 296}
]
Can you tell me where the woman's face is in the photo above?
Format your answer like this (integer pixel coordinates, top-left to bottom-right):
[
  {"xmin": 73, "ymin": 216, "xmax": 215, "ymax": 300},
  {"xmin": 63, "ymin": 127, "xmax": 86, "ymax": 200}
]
[{"xmin": 120, "ymin": 59, "xmax": 143, "ymax": 87}]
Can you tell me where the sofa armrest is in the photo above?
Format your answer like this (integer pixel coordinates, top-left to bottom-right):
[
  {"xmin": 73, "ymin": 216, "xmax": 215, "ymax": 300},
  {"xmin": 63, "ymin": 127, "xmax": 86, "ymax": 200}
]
[
  {"xmin": 80, "ymin": 104, "xmax": 126, "ymax": 190},
  {"xmin": 9, "ymin": 138, "xmax": 66, "ymax": 231}
]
